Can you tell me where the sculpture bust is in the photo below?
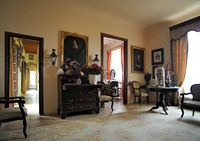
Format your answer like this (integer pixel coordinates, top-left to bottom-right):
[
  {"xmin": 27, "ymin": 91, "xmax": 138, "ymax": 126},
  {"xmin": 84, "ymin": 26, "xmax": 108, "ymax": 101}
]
[{"xmin": 165, "ymin": 64, "xmax": 175, "ymax": 87}]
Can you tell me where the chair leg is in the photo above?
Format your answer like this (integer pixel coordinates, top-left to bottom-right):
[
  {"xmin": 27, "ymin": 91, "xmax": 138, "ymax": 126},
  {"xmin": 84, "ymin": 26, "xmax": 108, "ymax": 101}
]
[
  {"xmin": 139, "ymin": 96, "xmax": 141, "ymax": 105},
  {"xmin": 192, "ymin": 109, "xmax": 195, "ymax": 116},
  {"xmin": 181, "ymin": 105, "xmax": 184, "ymax": 118},
  {"xmin": 134, "ymin": 96, "xmax": 136, "ymax": 104},
  {"xmin": 180, "ymin": 96, "xmax": 184, "ymax": 118},
  {"xmin": 111, "ymin": 100, "xmax": 114, "ymax": 111},
  {"xmin": 22, "ymin": 116, "xmax": 27, "ymax": 138}
]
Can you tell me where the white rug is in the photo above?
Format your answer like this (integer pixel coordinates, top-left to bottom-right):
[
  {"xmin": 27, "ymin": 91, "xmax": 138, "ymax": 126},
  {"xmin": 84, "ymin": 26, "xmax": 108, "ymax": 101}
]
[{"xmin": 1, "ymin": 106, "xmax": 200, "ymax": 141}]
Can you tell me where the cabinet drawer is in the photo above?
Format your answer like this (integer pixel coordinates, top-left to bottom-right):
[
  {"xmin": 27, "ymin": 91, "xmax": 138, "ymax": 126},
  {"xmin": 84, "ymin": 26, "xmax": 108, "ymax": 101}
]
[
  {"xmin": 62, "ymin": 105, "xmax": 75, "ymax": 111},
  {"xmin": 78, "ymin": 103, "xmax": 97, "ymax": 111},
  {"xmin": 78, "ymin": 95, "xmax": 96, "ymax": 102}
]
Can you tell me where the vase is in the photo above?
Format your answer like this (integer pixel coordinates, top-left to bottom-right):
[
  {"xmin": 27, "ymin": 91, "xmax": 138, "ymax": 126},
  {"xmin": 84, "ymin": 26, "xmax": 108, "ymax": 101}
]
[{"xmin": 88, "ymin": 74, "xmax": 100, "ymax": 84}]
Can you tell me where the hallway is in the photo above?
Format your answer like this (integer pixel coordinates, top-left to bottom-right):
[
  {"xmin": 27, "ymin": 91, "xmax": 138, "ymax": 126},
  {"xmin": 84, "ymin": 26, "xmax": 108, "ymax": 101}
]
[{"xmin": 24, "ymin": 89, "xmax": 39, "ymax": 115}]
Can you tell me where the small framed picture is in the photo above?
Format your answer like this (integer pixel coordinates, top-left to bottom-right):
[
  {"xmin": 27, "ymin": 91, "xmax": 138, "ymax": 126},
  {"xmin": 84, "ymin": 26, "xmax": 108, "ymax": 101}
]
[
  {"xmin": 131, "ymin": 46, "xmax": 145, "ymax": 73},
  {"xmin": 152, "ymin": 48, "xmax": 164, "ymax": 65}
]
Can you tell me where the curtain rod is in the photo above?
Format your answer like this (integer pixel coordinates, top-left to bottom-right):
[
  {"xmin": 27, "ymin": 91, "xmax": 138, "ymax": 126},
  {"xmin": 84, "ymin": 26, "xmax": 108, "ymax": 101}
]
[{"xmin": 169, "ymin": 16, "xmax": 200, "ymax": 31}]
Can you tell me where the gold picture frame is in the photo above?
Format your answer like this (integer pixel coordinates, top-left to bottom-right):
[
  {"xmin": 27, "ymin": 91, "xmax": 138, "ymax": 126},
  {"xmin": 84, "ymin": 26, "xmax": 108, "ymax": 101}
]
[
  {"xmin": 59, "ymin": 31, "xmax": 88, "ymax": 67},
  {"xmin": 131, "ymin": 46, "xmax": 145, "ymax": 73}
]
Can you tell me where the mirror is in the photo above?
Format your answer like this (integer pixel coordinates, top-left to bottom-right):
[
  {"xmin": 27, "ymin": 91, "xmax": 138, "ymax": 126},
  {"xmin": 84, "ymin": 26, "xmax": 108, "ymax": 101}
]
[{"xmin": 60, "ymin": 31, "xmax": 88, "ymax": 67}]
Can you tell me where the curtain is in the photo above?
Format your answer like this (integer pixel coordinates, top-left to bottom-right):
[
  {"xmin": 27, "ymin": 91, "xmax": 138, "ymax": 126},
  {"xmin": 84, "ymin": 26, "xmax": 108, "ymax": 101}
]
[
  {"xmin": 170, "ymin": 17, "xmax": 200, "ymax": 86},
  {"xmin": 121, "ymin": 46, "xmax": 124, "ymax": 97},
  {"xmin": 107, "ymin": 50, "xmax": 112, "ymax": 80},
  {"xmin": 171, "ymin": 35, "xmax": 188, "ymax": 86}
]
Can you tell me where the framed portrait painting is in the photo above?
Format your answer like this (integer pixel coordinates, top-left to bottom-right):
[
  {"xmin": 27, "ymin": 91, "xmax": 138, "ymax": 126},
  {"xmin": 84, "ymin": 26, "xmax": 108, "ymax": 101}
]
[
  {"xmin": 60, "ymin": 31, "xmax": 88, "ymax": 67},
  {"xmin": 152, "ymin": 48, "xmax": 164, "ymax": 65},
  {"xmin": 131, "ymin": 46, "xmax": 145, "ymax": 73}
]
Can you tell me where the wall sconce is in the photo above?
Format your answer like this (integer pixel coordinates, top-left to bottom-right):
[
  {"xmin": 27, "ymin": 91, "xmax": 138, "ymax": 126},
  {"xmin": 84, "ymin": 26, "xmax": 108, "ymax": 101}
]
[
  {"xmin": 92, "ymin": 54, "xmax": 99, "ymax": 65},
  {"xmin": 49, "ymin": 49, "xmax": 57, "ymax": 66}
]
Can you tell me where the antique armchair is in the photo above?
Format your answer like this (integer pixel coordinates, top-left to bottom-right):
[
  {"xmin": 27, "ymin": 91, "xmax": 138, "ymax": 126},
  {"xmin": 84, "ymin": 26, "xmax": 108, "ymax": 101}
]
[
  {"xmin": 128, "ymin": 81, "xmax": 149, "ymax": 104},
  {"xmin": 0, "ymin": 96, "xmax": 27, "ymax": 138},
  {"xmin": 180, "ymin": 84, "xmax": 200, "ymax": 118},
  {"xmin": 109, "ymin": 81, "xmax": 120, "ymax": 97},
  {"xmin": 98, "ymin": 81, "xmax": 114, "ymax": 111}
]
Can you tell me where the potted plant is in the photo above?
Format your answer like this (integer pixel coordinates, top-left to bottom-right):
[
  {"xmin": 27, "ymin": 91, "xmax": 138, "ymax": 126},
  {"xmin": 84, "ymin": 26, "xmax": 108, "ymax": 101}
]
[{"xmin": 81, "ymin": 64, "xmax": 103, "ymax": 84}]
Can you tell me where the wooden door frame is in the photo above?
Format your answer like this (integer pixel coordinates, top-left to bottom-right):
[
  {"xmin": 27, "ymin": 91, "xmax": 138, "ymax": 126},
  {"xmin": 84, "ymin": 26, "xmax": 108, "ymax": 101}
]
[
  {"xmin": 101, "ymin": 33, "xmax": 128, "ymax": 104},
  {"xmin": 5, "ymin": 32, "xmax": 44, "ymax": 115}
]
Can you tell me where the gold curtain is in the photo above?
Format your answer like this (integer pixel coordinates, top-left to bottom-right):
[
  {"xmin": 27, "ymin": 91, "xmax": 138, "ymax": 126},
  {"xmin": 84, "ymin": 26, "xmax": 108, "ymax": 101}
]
[
  {"xmin": 171, "ymin": 35, "xmax": 188, "ymax": 86},
  {"xmin": 107, "ymin": 50, "xmax": 112, "ymax": 80}
]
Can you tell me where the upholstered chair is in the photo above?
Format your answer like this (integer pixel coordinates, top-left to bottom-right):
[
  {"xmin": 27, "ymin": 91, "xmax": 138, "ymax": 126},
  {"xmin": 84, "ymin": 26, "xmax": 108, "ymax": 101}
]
[
  {"xmin": 180, "ymin": 84, "xmax": 200, "ymax": 118},
  {"xmin": 128, "ymin": 81, "xmax": 149, "ymax": 104},
  {"xmin": 98, "ymin": 81, "xmax": 114, "ymax": 111},
  {"xmin": 0, "ymin": 96, "xmax": 27, "ymax": 138}
]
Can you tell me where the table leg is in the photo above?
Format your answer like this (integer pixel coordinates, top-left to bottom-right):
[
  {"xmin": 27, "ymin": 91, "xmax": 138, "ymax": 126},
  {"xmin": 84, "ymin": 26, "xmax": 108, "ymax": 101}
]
[{"xmin": 150, "ymin": 92, "xmax": 168, "ymax": 115}]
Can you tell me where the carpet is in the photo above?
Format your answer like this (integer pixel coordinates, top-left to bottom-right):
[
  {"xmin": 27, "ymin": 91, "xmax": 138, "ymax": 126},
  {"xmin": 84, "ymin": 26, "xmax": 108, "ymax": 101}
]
[{"xmin": 1, "ymin": 106, "xmax": 200, "ymax": 141}]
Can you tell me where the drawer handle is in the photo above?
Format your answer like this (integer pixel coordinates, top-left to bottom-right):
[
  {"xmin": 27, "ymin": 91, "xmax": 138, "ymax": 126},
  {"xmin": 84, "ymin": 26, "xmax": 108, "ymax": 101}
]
[
  {"xmin": 68, "ymin": 99, "xmax": 74, "ymax": 102},
  {"xmin": 68, "ymin": 106, "xmax": 74, "ymax": 110},
  {"xmin": 89, "ymin": 98, "xmax": 94, "ymax": 101}
]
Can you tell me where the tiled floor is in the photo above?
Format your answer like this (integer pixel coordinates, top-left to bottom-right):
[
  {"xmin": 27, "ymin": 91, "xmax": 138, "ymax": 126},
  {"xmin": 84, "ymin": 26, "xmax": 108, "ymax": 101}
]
[{"xmin": 23, "ymin": 89, "xmax": 39, "ymax": 115}]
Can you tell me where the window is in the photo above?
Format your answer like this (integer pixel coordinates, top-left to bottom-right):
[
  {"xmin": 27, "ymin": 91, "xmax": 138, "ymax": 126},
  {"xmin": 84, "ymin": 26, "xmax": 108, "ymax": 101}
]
[
  {"xmin": 110, "ymin": 48, "xmax": 122, "ymax": 82},
  {"xmin": 30, "ymin": 70, "xmax": 36, "ymax": 86},
  {"xmin": 182, "ymin": 31, "xmax": 200, "ymax": 92}
]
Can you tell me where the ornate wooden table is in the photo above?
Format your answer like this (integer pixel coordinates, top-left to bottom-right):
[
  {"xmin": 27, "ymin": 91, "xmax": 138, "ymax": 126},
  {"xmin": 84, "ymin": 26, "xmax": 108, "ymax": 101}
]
[{"xmin": 148, "ymin": 86, "xmax": 179, "ymax": 115}]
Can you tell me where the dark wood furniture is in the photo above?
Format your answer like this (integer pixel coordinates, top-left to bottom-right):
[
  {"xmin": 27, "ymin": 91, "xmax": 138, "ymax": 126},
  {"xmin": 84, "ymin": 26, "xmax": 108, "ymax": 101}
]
[
  {"xmin": 57, "ymin": 75, "xmax": 101, "ymax": 119},
  {"xmin": 128, "ymin": 81, "xmax": 149, "ymax": 104},
  {"xmin": 0, "ymin": 96, "xmax": 27, "ymax": 138},
  {"xmin": 148, "ymin": 86, "xmax": 179, "ymax": 115},
  {"xmin": 98, "ymin": 81, "xmax": 115, "ymax": 111},
  {"xmin": 180, "ymin": 84, "xmax": 200, "ymax": 118}
]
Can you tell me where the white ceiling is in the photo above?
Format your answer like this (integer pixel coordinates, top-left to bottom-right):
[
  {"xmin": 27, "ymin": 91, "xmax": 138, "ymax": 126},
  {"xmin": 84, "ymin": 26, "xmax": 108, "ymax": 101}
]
[
  {"xmin": 73, "ymin": 0, "xmax": 200, "ymax": 47},
  {"xmin": 74, "ymin": 0, "xmax": 200, "ymax": 27}
]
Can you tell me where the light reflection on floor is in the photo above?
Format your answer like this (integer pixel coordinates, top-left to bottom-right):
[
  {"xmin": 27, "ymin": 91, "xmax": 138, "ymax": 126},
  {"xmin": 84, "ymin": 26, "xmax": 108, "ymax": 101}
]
[{"xmin": 25, "ymin": 89, "xmax": 39, "ymax": 115}]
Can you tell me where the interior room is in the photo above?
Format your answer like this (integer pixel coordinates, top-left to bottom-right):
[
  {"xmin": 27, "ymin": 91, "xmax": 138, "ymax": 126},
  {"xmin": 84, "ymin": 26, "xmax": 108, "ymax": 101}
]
[{"xmin": 0, "ymin": 0, "xmax": 200, "ymax": 140}]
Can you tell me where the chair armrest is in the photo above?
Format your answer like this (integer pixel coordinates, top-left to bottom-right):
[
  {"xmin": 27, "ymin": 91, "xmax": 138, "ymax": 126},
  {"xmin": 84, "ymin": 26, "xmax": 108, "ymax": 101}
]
[
  {"xmin": 0, "ymin": 97, "xmax": 26, "ymax": 116},
  {"xmin": 180, "ymin": 93, "xmax": 192, "ymax": 106},
  {"xmin": 180, "ymin": 93, "xmax": 192, "ymax": 96},
  {"xmin": 0, "ymin": 96, "xmax": 25, "ymax": 100},
  {"xmin": 0, "ymin": 97, "xmax": 25, "ymax": 105}
]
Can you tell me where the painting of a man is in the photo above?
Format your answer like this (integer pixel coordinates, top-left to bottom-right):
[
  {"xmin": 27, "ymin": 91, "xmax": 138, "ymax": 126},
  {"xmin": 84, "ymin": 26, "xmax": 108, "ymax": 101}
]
[{"xmin": 133, "ymin": 47, "xmax": 144, "ymax": 72}]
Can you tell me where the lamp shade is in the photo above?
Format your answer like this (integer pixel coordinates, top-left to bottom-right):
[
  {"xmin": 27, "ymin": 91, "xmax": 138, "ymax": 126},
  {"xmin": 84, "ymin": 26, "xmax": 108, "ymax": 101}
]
[{"xmin": 50, "ymin": 49, "xmax": 57, "ymax": 65}]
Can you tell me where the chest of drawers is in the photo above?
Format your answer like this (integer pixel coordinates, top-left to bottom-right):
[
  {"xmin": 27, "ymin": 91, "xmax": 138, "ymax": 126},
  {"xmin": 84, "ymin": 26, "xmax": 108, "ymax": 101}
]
[{"xmin": 57, "ymin": 75, "xmax": 101, "ymax": 119}]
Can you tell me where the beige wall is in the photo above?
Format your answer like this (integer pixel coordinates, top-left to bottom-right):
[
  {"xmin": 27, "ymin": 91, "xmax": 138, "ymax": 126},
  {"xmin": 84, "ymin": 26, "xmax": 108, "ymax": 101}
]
[
  {"xmin": 0, "ymin": 0, "xmax": 145, "ymax": 113},
  {"xmin": 1, "ymin": 0, "xmax": 197, "ymax": 112},
  {"xmin": 144, "ymin": 22, "xmax": 172, "ymax": 79}
]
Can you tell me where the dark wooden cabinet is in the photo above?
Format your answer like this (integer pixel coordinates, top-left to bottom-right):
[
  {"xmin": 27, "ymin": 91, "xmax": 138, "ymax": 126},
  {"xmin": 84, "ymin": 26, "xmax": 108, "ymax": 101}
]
[{"xmin": 57, "ymin": 75, "xmax": 101, "ymax": 119}]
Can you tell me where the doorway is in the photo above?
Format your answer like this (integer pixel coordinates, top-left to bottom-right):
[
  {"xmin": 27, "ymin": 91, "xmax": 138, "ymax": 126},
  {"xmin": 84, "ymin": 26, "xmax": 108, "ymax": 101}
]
[
  {"xmin": 101, "ymin": 33, "xmax": 128, "ymax": 104},
  {"xmin": 5, "ymin": 32, "xmax": 44, "ymax": 115}
]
